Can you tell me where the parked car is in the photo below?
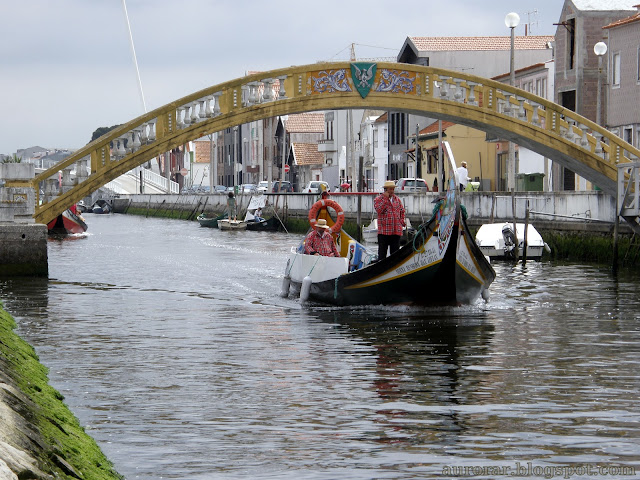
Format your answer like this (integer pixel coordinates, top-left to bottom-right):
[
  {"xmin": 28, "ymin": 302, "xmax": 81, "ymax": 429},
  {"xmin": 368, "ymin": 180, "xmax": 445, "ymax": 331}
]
[
  {"xmin": 240, "ymin": 183, "xmax": 257, "ymax": 193},
  {"xmin": 257, "ymin": 181, "xmax": 269, "ymax": 193},
  {"xmin": 304, "ymin": 181, "xmax": 329, "ymax": 193},
  {"xmin": 396, "ymin": 178, "xmax": 429, "ymax": 193},
  {"xmin": 272, "ymin": 180, "xmax": 294, "ymax": 193},
  {"xmin": 213, "ymin": 185, "xmax": 227, "ymax": 194}
]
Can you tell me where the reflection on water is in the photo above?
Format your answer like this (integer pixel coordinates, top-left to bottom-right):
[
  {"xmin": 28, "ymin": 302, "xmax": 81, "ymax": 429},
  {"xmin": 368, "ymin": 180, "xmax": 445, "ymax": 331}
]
[{"xmin": 1, "ymin": 214, "xmax": 639, "ymax": 479}]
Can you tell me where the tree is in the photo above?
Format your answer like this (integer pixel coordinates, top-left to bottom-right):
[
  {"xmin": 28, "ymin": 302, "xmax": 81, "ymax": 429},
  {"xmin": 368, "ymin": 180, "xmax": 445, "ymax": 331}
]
[{"xmin": 90, "ymin": 125, "xmax": 121, "ymax": 143}]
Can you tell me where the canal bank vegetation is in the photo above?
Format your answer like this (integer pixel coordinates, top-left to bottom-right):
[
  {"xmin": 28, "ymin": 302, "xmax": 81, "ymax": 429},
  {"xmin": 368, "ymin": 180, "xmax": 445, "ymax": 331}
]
[
  {"xmin": 121, "ymin": 206, "xmax": 638, "ymax": 269},
  {"xmin": 0, "ymin": 304, "xmax": 122, "ymax": 479},
  {"xmin": 540, "ymin": 230, "xmax": 638, "ymax": 267}
]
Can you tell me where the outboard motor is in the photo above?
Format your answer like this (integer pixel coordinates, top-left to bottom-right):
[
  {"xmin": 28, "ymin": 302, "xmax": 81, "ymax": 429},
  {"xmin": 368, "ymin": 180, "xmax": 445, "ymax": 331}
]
[{"xmin": 502, "ymin": 224, "xmax": 517, "ymax": 259}]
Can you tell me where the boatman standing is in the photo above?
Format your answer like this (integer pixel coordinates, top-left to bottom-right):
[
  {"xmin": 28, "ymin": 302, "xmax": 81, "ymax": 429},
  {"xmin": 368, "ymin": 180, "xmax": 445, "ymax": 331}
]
[
  {"xmin": 304, "ymin": 218, "xmax": 340, "ymax": 257},
  {"xmin": 374, "ymin": 180, "xmax": 406, "ymax": 260}
]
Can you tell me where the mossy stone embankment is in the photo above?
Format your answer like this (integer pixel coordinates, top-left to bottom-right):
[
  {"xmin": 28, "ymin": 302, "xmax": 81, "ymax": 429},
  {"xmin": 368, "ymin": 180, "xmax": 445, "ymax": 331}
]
[
  {"xmin": 0, "ymin": 304, "xmax": 122, "ymax": 479},
  {"xmin": 540, "ymin": 230, "xmax": 638, "ymax": 266}
]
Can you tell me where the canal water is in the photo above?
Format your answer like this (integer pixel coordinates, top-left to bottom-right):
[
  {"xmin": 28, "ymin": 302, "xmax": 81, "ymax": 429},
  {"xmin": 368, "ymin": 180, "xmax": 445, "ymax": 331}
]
[{"xmin": 1, "ymin": 214, "xmax": 639, "ymax": 479}]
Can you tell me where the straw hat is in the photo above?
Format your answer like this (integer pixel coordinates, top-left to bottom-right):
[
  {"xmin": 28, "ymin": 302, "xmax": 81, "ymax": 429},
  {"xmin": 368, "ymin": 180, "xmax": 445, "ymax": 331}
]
[
  {"xmin": 383, "ymin": 180, "xmax": 396, "ymax": 189},
  {"xmin": 315, "ymin": 218, "xmax": 330, "ymax": 229}
]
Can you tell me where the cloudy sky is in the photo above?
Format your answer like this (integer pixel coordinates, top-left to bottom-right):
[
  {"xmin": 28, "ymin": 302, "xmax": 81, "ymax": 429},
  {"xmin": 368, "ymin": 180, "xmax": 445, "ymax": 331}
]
[{"xmin": 0, "ymin": 0, "xmax": 564, "ymax": 155}]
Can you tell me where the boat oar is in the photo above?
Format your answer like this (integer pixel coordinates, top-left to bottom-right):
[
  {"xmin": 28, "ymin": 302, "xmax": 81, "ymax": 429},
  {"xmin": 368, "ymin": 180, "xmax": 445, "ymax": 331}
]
[{"xmin": 272, "ymin": 205, "xmax": 289, "ymax": 233}]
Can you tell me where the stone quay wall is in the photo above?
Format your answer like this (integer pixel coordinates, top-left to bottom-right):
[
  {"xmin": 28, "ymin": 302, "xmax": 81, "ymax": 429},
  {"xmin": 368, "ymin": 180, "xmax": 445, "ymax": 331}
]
[{"xmin": 113, "ymin": 190, "xmax": 624, "ymax": 234}]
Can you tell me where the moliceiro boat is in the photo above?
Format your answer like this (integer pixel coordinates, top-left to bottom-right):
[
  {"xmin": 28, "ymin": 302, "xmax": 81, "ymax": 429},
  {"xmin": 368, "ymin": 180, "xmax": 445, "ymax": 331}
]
[
  {"xmin": 280, "ymin": 142, "xmax": 495, "ymax": 307},
  {"xmin": 47, "ymin": 206, "xmax": 88, "ymax": 235}
]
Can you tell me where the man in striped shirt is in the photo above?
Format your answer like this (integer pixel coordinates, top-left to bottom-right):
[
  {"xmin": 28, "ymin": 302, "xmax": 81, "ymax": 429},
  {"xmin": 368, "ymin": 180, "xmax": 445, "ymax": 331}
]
[
  {"xmin": 304, "ymin": 219, "xmax": 340, "ymax": 257},
  {"xmin": 374, "ymin": 180, "xmax": 406, "ymax": 260}
]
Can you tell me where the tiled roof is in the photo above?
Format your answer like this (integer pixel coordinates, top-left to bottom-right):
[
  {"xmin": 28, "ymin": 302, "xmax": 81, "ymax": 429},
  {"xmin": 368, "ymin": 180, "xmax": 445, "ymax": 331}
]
[
  {"xmin": 419, "ymin": 121, "xmax": 456, "ymax": 136},
  {"xmin": 291, "ymin": 143, "xmax": 324, "ymax": 166},
  {"xmin": 409, "ymin": 36, "xmax": 555, "ymax": 52},
  {"xmin": 603, "ymin": 5, "xmax": 640, "ymax": 28},
  {"xmin": 374, "ymin": 112, "xmax": 388, "ymax": 123},
  {"xmin": 492, "ymin": 62, "xmax": 548, "ymax": 80},
  {"xmin": 285, "ymin": 112, "xmax": 324, "ymax": 133},
  {"xmin": 572, "ymin": 0, "xmax": 637, "ymax": 11}
]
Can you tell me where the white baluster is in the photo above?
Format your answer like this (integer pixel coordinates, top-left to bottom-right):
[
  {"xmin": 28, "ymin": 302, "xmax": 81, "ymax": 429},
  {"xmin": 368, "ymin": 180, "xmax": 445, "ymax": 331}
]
[
  {"xmin": 566, "ymin": 120, "xmax": 576, "ymax": 141},
  {"xmin": 580, "ymin": 125, "xmax": 589, "ymax": 147},
  {"xmin": 132, "ymin": 131, "xmax": 141, "ymax": 150},
  {"xmin": 594, "ymin": 132, "xmax": 603, "ymax": 155},
  {"xmin": 177, "ymin": 108, "xmax": 185, "ymax": 127},
  {"xmin": 199, "ymin": 100, "xmax": 207, "ymax": 119},
  {"xmin": 117, "ymin": 138, "xmax": 126, "ymax": 156},
  {"xmin": 262, "ymin": 79, "xmax": 272, "ymax": 102},
  {"xmin": 503, "ymin": 93, "xmax": 513, "ymax": 114},
  {"xmin": 213, "ymin": 93, "xmax": 221, "ymax": 116},
  {"xmin": 148, "ymin": 120, "xmax": 156, "ymax": 141},
  {"xmin": 518, "ymin": 98, "xmax": 527, "ymax": 119},
  {"xmin": 278, "ymin": 76, "xmax": 287, "ymax": 99},
  {"xmin": 467, "ymin": 82, "xmax": 476, "ymax": 104},
  {"xmin": 190, "ymin": 102, "xmax": 199, "ymax": 123},
  {"xmin": 453, "ymin": 80, "xmax": 463, "ymax": 101},
  {"xmin": 439, "ymin": 76, "xmax": 450, "ymax": 99},
  {"xmin": 532, "ymin": 105, "xmax": 540, "ymax": 126},
  {"xmin": 140, "ymin": 123, "xmax": 148, "ymax": 143}
]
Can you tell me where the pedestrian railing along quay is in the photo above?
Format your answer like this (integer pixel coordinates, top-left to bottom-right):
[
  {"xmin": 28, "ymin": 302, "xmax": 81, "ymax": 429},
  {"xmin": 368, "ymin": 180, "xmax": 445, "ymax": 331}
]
[{"xmin": 5, "ymin": 62, "xmax": 640, "ymax": 225}]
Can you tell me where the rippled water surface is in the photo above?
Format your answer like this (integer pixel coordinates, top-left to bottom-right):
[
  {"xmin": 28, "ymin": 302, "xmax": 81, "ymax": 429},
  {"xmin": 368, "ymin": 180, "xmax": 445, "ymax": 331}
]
[{"xmin": 2, "ymin": 213, "xmax": 640, "ymax": 479}]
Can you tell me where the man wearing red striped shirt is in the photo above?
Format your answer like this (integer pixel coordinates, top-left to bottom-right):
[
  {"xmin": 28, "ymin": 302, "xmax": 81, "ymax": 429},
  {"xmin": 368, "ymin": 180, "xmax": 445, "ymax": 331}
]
[
  {"xmin": 374, "ymin": 180, "xmax": 406, "ymax": 260},
  {"xmin": 304, "ymin": 219, "xmax": 340, "ymax": 257}
]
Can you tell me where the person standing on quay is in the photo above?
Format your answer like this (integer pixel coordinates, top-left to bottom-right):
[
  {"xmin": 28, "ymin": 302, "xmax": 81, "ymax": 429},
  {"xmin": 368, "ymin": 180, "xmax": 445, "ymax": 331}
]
[
  {"xmin": 457, "ymin": 161, "xmax": 470, "ymax": 192},
  {"xmin": 374, "ymin": 180, "xmax": 406, "ymax": 260}
]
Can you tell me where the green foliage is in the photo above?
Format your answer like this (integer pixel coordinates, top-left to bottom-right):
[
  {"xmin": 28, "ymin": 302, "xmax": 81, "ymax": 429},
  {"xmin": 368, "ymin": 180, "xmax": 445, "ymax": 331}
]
[
  {"xmin": 1, "ymin": 153, "xmax": 22, "ymax": 163},
  {"xmin": 540, "ymin": 230, "xmax": 638, "ymax": 267},
  {"xmin": 91, "ymin": 125, "xmax": 122, "ymax": 143}
]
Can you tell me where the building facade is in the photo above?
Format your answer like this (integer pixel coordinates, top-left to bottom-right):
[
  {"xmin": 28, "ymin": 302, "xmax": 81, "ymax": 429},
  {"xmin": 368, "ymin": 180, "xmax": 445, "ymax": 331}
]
[
  {"xmin": 554, "ymin": 0, "xmax": 637, "ymax": 190},
  {"xmin": 391, "ymin": 35, "xmax": 555, "ymax": 182},
  {"xmin": 603, "ymin": 5, "xmax": 640, "ymax": 150}
]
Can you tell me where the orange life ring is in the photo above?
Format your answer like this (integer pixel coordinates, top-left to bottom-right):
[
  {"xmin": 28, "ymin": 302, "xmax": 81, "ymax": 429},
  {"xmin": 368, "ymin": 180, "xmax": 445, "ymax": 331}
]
[{"xmin": 308, "ymin": 199, "xmax": 345, "ymax": 234}]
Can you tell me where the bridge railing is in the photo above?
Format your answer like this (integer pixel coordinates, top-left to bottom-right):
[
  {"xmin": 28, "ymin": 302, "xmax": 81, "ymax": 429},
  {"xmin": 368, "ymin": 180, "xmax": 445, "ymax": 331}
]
[{"xmin": 13, "ymin": 62, "xmax": 640, "ymax": 225}]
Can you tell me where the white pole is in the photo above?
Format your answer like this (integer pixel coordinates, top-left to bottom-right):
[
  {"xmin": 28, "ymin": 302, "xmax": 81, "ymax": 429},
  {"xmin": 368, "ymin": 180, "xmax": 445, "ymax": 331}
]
[{"xmin": 122, "ymin": 0, "xmax": 147, "ymax": 113}]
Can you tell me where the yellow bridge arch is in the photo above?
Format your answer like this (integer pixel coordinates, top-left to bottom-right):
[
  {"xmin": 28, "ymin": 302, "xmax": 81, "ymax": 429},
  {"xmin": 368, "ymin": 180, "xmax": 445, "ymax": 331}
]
[{"xmin": 15, "ymin": 61, "xmax": 640, "ymax": 225}]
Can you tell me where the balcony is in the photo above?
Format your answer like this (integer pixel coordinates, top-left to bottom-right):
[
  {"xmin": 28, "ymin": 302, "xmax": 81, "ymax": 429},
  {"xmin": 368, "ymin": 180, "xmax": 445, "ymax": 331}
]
[{"xmin": 317, "ymin": 139, "xmax": 336, "ymax": 153}]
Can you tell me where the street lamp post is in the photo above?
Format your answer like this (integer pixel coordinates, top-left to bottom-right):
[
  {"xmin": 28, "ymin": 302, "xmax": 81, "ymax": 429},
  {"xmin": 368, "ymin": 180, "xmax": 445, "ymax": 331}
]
[
  {"xmin": 505, "ymin": 12, "xmax": 520, "ymax": 192},
  {"xmin": 594, "ymin": 41, "xmax": 608, "ymax": 126}
]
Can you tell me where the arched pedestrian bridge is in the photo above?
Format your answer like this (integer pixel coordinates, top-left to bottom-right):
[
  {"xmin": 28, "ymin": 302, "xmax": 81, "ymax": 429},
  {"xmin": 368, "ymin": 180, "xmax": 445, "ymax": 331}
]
[{"xmin": 10, "ymin": 61, "xmax": 640, "ymax": 226}]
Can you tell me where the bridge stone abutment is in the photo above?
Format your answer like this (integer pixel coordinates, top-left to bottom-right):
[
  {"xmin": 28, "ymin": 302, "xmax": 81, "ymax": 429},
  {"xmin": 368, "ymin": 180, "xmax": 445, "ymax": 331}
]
[{"xmin": 0, "ymin": 163, "xmax": 48, "ymax": 276}]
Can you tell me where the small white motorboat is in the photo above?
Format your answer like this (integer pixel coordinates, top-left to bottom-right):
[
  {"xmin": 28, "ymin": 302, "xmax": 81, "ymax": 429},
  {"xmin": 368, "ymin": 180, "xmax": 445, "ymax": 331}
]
[
  {"xmin": 475, "ymin": 222, "xmax": 550, "ymax": 261},
  {"xmin": 361, "ymin": 218, "xmax": 412, "ymax": 244},
  {"xmin": 218, "ymin": 219, "xmax": 247, "ymax": 231}
]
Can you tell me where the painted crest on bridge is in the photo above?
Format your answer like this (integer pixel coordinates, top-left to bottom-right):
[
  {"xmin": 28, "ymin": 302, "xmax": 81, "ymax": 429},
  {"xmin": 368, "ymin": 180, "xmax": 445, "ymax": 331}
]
[{"xmin": 350, "ymin": 62, "xmax": 377, "ymax": 98}]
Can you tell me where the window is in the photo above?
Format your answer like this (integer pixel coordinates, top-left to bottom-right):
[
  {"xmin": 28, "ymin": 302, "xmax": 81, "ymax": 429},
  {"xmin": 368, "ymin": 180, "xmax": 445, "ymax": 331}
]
[
  {"xmin": 325, "ymin": 120, "xmax": 333, "ymax": 140},
  {"xmin": 384, "ymin": 128, "xmax": 388, "ymax": 147},
  {"xmin": 373, "ymin": 129, "xmax": 378, "ymax": 147},
  {"xmin": 613, "ymin": 52, "xmax": 621, "ymax": 87},
  {"xmin": 624, "ymin": 127, "xmax": 633, "ymax": 145},
  {"xmin": 567, "ymin": 18, "xmax": 576, "ymax": 70},
  {"xmin": 637, "ymin": 46, "xmax": 640, "ymax": 82},
  {"xmin": 536, "ymin": 78, "xmax": 547, "ymax": 98}
]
